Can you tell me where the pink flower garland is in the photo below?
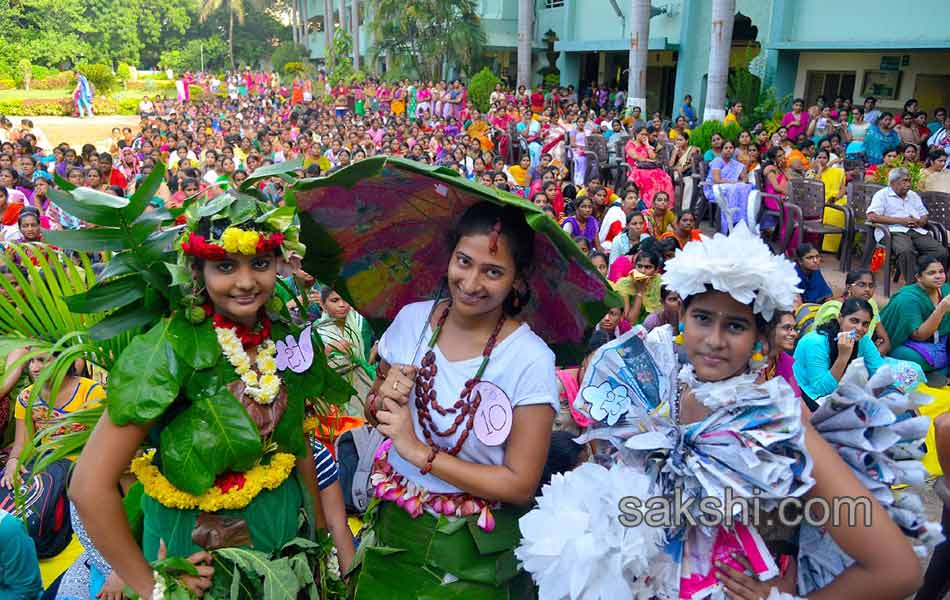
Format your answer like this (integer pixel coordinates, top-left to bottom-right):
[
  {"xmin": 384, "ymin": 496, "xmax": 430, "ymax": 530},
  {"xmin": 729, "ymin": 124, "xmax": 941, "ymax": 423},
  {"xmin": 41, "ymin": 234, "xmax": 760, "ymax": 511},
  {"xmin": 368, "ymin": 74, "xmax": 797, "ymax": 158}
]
[{"xmin": 369, "ymin": 440, "xmax": 497, "ymax": 532}]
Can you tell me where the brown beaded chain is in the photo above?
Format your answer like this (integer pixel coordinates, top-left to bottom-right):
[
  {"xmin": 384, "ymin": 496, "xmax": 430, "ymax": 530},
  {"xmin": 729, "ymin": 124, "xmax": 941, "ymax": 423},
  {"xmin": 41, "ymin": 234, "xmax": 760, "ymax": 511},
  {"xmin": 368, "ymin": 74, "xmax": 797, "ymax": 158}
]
[{"xmin": 414, "ymin": 301, "xmax": 507, "ymax": 472}]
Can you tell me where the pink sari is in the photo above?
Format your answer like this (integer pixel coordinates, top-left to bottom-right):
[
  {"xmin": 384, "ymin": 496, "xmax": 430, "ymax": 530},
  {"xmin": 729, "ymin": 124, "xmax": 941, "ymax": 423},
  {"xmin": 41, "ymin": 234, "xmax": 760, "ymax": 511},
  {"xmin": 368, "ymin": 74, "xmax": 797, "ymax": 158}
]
[
  {"xmin": 624, "ymin": 141, "xmax": 674, "ymax": 208},
  {"xmin": 763, "ymin": 167, "xmax": 799, "ymax": 256}
]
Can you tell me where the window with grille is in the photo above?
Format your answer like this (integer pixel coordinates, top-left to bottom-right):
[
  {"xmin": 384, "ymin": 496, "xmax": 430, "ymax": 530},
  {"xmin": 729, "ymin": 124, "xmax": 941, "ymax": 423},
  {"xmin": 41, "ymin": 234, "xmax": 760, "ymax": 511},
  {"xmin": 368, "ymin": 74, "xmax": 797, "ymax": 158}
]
[
  {"xmin": 803, "ymin": 71, "xmax": 856, "ymax": 107},
  {"xmin": 545, "ymin": 0, "xmax": 565, "ymax": 8}
]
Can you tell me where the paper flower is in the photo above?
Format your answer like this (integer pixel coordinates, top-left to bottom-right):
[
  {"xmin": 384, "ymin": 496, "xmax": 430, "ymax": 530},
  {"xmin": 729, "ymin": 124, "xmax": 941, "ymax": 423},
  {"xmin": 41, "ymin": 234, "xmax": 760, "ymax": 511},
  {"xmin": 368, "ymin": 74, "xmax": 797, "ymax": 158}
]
[
  {"xmin": 661, "ymin": 222, "xmax": 801, "ymax": 320},
  {"xmin": 516, "ymin": 463, "xmax": 664, "ymax": 600},
  {"xmin": 582, "ymin": 381, "xmax": 630, "ymax": 426}
]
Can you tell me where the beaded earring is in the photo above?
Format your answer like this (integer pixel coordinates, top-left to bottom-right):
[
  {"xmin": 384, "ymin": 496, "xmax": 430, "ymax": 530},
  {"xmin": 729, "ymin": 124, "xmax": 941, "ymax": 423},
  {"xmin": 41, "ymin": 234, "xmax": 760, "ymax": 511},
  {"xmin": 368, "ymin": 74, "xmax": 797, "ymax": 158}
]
[
  {"xmin": 749, "ymin": 341, "xmax": 767, "ymax": 371},
  {"xmin": 673, "ymin": 322, "xmax": 685, "ymax": 345}
]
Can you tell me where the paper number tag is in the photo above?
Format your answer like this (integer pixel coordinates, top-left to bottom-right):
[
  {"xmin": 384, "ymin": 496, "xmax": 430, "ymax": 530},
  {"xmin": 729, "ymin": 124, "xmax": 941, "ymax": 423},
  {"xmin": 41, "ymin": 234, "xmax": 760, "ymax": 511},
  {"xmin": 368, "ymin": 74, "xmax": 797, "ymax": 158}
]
[
  {"xmin": 472, "ymin": 382, "xmax": 513, "ymax": 446},
  {"xmin": 276, "ymin": 323, "xmax": 314, "ymax": 373}
]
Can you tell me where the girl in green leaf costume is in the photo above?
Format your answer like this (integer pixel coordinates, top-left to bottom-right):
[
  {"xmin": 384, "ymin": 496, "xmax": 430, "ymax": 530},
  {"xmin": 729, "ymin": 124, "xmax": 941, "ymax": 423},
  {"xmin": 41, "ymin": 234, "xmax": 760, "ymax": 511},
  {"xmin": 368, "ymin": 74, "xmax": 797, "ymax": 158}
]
[{"xmin": 70, "ymin": 193, "xmax": 353, "ymax": 600}]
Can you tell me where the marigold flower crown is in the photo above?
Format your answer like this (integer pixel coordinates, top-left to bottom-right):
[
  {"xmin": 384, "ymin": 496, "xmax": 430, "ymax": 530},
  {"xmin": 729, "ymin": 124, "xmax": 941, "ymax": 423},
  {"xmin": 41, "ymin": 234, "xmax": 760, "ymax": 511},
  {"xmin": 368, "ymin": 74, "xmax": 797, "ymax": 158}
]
[{"xmin": 174, "ymin": 191, "xmax": 304, "ymax": 265}]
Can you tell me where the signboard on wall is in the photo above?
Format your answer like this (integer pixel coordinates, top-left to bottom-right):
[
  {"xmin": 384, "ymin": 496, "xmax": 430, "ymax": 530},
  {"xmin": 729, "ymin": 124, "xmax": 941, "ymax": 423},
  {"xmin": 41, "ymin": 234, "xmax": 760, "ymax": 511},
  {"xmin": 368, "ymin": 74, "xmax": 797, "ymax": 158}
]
[{"xmin": 880, "ymin": 56, "xmax": 901, "ymax": 71}]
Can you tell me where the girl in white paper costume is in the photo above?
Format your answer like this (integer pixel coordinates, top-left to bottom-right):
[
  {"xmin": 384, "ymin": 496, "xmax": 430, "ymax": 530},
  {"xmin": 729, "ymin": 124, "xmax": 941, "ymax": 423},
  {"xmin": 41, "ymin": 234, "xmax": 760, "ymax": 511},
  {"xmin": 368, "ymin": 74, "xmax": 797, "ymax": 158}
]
[{"xmin": 517, "ymin": 223, "xmax": 933, "ymax": 600}]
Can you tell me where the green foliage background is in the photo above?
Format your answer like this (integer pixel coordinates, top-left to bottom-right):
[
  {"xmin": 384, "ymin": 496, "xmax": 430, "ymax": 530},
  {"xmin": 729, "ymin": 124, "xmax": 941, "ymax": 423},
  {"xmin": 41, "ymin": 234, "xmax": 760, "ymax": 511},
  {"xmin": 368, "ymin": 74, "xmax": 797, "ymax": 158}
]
[
  {"xmin": 469, "ymin": 67, "xmax": 502, "ymax": 113},
  {"xmin": 0, "ymin": 0, "xmax": 290, "ymax": 74}
]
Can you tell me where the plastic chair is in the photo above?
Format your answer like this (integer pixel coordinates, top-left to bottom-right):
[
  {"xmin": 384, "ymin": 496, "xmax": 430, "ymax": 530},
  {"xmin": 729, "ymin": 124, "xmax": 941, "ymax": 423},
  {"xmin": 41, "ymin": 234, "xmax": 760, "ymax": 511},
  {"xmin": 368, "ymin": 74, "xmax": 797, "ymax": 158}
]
[
  {"xmin": 787, "ymin": 179, "xmax": 853, "ymax": 271},
  {"xmin": 848, "ymin": 182, "xmax": 895, "ymax": 294},
  {"xmin": 753, "ymin": 168, "xmax": 790, "ymax": 252},
  {"xmin": 921, "ymin": 191, "xmax": 950, "ymax": 246}
]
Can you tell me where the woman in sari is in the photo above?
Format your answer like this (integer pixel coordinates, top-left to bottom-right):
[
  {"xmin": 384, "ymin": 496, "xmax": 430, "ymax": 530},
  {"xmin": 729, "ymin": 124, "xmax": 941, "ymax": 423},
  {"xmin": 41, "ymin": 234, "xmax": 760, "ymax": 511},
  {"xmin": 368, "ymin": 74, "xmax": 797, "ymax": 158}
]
[
  {"xmin": 466, "ymin": 110, "xmax": 494, "ymax": 152},
  {"xmin": 377, "ymin": 84, "xmax": 392, "ymax": 115},
  {"xmin": 541, "ymin": 116, "xmax": 567, "ymax": 167},
  {"xmin": 315, "ymin": 288, "xmax": 376, "ymax": 418},
  {"xmin": 491, "ymin": 109, "xmax": 513, "ymax": 161},
  {"xmin": 812, "ymin": 149, "xmax": 849, "ymax": 252},
  {"xmin": 416, "ymin": 84, "xmax": 432, "ymax": 119},
  {"xmin": 669, "ymin": 133, "xmax": 699, "ymax": 211},
  {"xmin": 704, "ymin": 140, "xmax": 756, "ymax": 232},
  {"xmin": 761, "ymin": 146, "xmax": 800, "ymax": 256},
  {"xmin": 444, "ymin": 81, "xmax": 463, "ymax": 120},
  {"xmin": 391, "ymin": 85, "xmax": 406, "ymax": 117},
  {"xmin": 881, "ymin": 255, "xmax": 950, "ymax": 384},
  {"xmin": 624, "ymin": 126, "xmax": 674, "ymax": 208},
  {"xmin": 570, "ymin": 115, "xmax": 589, "ymax": 186}
]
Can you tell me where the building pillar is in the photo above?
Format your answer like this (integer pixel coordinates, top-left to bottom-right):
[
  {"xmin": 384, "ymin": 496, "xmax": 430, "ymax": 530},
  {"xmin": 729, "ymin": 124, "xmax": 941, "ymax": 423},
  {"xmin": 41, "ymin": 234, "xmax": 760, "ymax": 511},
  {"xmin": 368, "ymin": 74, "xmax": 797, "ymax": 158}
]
[{"xmin": 561, "ymin": 53, "xmax": 580, "ymax": 88}]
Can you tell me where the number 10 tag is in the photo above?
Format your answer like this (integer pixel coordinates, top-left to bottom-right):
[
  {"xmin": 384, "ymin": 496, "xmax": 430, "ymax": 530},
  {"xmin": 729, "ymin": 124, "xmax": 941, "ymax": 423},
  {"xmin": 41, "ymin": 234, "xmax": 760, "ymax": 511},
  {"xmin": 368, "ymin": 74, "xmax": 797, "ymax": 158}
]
[{"xmin": 472, "ymin": 381, "xmax": 513, "ymax": 447}]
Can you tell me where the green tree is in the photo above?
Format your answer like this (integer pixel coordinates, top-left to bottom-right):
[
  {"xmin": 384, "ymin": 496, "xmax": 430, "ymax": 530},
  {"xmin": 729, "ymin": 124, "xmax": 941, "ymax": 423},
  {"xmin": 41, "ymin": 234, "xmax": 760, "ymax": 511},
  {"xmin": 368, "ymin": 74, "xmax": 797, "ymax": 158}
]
[
  {"xmin": 199, "ymin": 0, "xmax": 265, "ymax": 70},
  {"xmin": 327, "ymin": 28, "xmax": 353, "ymax": 86},
  {"xmin": 370, "ymin": 0, "xmax": 485, "ymax": 81},
  {"xmin": 270, "ymin": 42, "xmax": 306, "ymax": 75},
  {"xmin": 468, "ymin": 67, "xmax": 500, "ymax": 112}
]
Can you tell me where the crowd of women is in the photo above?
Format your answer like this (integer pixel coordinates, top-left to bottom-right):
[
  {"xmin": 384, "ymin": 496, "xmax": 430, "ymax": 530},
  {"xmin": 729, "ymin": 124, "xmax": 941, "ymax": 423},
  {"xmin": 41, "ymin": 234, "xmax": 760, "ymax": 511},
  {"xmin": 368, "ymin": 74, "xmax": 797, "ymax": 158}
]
[{"xmin": 0, "ymin": 75, "xmax": 948, "ymax": 600}]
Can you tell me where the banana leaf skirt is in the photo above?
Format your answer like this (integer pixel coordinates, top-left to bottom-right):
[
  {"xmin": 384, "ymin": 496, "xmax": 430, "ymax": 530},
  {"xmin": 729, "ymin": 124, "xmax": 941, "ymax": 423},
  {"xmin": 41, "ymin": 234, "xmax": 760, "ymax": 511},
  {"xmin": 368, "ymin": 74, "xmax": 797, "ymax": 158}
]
[{"xmin": 350, "ymin": 500, "xmax": 536, "ymax": 600}]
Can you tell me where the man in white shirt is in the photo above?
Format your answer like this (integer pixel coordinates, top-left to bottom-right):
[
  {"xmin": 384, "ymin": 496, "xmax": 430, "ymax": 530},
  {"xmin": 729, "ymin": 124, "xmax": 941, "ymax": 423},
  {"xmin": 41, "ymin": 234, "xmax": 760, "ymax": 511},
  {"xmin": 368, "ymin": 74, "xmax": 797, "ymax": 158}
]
[{"xmin": 868, "ymin": 167, "xmax": 948, "ymax": 283}]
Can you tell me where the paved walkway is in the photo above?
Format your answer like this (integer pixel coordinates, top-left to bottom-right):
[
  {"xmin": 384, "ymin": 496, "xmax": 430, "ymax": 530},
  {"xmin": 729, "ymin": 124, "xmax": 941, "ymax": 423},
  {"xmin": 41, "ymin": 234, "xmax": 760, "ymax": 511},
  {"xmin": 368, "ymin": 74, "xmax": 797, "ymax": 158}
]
[{"xmin": 8, "ymin": 115, "xmax": 140, "ymax": 153}]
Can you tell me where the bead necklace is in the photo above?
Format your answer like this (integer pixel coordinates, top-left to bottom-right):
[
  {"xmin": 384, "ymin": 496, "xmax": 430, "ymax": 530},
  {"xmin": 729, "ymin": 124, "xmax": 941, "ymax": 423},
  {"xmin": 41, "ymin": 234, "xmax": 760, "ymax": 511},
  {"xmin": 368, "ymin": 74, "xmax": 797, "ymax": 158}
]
[{"xmin": 413, "ymin": 301, "xmax": 507, "ymax": 473}]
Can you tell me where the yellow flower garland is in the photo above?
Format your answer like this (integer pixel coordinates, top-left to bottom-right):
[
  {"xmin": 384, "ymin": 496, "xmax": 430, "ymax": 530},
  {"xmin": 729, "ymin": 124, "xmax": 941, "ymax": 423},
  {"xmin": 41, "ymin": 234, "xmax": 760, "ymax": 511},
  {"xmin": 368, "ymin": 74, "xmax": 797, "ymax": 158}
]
[{"xmin": 131, "ymin": 450, "xmax": 296, "ymax": 512}]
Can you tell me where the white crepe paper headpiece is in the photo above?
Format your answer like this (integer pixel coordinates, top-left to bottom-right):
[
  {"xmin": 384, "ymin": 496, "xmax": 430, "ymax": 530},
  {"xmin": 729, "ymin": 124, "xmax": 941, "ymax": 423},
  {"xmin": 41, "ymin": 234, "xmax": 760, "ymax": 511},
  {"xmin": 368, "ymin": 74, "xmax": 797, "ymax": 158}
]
[{"xmin": 660, "ymin": 222, "xmax": 801, "ymax": 321}]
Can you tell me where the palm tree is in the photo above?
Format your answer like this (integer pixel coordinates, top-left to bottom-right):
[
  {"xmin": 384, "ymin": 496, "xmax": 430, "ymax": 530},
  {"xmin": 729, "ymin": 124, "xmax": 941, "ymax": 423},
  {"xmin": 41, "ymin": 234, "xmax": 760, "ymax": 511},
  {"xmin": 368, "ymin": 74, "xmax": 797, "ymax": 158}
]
[
  {"xmin": 627, "ymin": 0, "xmax": 651, "ymax": 114},
  {"xmin": 199, "ymin": 0, "xmax": 252, "ymax": 70},
  {"xmin": 702, "ymin": 0, "xmax": 735, "ymax": 122},
  {"xmin": 370, "ymin": 0, "xmax": 484, "ymax": 81},
  {"xmin": 324, "ymin": 0, "xmax": 334, "ymax": 67},
  {"xmin": 351, "ymin": 0, "xmax": 360, "ymax": 71},
  {"xmin": 516, "ymin": 0, "xmax": 533, "ymax": 89}
]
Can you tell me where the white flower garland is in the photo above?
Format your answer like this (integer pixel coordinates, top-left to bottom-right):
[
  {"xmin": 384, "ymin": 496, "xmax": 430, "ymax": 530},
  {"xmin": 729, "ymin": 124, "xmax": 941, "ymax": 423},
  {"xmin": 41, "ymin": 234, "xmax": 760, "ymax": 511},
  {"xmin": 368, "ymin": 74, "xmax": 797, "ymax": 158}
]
[
  {"xmin": 215, "ymin": 327, "xmax": 281, "ymax": 404},
  {"xmin": 151, "ymin": 570, "xmax": 166, "ymax": 600}
]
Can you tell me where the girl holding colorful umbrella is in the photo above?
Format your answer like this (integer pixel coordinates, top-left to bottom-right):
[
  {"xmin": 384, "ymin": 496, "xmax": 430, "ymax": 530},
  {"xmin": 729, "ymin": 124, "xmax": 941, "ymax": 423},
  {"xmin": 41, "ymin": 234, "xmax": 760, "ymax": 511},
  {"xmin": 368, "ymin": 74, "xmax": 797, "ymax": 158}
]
[{"xmin": 293, "ymin": 157, "xmax": 620, "ymax": 598}]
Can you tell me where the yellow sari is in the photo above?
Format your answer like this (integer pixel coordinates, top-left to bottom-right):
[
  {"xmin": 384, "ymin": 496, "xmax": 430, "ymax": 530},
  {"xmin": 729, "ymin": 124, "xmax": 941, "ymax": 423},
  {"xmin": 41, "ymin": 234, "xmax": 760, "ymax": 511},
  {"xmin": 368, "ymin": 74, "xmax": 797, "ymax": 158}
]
[
  {"xmin": 467, "ymin": 119, "xmax": 493, "ymax": 151},
  {"xmin": 819, "ymin": 167, "xmax": 848, "ymax": 252},
  {"xmin": 508, "ymin": 164, "xmax": 530, "ymax": 187}
]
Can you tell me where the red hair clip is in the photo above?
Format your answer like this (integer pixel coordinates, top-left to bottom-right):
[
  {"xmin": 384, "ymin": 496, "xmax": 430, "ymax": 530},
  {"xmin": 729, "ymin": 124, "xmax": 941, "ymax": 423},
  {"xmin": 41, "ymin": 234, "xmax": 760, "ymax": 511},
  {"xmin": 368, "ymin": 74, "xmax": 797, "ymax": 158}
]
[{"xmin": 489, "ymin": 218, "xmax": 503, "ymax": 255}]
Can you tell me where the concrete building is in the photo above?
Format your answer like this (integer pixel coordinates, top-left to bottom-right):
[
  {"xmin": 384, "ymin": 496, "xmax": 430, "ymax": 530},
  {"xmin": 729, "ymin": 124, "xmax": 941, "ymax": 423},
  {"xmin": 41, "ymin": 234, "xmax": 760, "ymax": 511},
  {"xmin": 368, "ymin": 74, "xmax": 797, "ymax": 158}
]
[{"xmin": 303, "ymin": 0, "xmax": 950, "ymax": 118}]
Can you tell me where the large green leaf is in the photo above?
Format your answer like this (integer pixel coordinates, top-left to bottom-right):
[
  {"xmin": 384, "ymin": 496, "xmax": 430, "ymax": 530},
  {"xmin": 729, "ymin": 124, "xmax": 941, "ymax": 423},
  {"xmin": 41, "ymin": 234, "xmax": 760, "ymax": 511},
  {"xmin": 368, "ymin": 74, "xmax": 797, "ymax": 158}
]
[
  {"xmin": 108, "ymin": 319, "xmax": 183, "ymax": 425},
  {"xmin": 46, "ymin": 188, "xmax": 126, "ymax": 227},
  {"xmin": 87, "ymin": 303, "xmax": 164, "ymax": 341},
  {"xmin": 65, "ymin": 275, "xmax": 144, "ymax": 314},
  {"xmin": 215, "ymin": 548, "xmax": 301, "ymax": 600},
  {"xmin": 241, "ymin": 158, "xmax": 304, "ymax": 190},
  {"xmin": 125, "ymin": 161, "xmax": 167, "ymax": 222},
  {"xmin": 97, "ymin": 253, "xmax": 140, "ymax": 282},
  {"xmin": 160, "ymin": 385, "xmax": 262, "ymax": 495},
  {"xmin": 166, "ymin": 313, "xmax": 219, "ymax": 371},
  {"xmin": 42, "ymin": 227, "xmax": 130, "ymax": 252},
  {"xmin": 197, "ymin": 194, "xmax": 236, "ymax": 219}
]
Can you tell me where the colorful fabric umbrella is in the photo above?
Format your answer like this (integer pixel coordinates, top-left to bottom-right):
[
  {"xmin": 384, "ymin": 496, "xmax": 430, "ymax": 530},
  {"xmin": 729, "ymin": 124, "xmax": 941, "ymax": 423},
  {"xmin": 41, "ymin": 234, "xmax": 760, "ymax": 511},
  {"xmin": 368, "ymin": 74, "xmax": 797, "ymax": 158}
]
[{"xmin": 292, "ymin": 156, "xmax": 622, "ymax": 363}]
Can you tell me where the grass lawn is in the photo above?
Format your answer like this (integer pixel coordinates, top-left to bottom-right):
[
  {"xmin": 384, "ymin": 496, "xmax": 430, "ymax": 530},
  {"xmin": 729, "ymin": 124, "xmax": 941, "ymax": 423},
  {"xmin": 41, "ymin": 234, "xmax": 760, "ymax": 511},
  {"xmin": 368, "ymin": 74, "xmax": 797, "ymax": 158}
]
[{"xmin": 0, "ymin": 88, "xmax": 152, "ymax": 102}]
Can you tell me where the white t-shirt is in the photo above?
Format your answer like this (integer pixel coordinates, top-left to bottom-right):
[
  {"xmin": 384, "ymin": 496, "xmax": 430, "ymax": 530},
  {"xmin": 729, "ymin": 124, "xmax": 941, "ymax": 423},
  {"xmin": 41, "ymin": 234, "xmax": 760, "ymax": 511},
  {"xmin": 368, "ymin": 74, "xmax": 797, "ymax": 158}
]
[{"xmin": 378, "ymin": 300, "xmax": 558, "ymax": 493}]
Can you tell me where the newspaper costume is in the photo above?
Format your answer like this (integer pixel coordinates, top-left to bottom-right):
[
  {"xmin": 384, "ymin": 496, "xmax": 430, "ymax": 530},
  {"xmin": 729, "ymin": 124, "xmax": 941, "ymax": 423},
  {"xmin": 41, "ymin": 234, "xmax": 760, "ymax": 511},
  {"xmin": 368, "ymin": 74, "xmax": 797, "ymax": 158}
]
[{"xmin": 517, "ymin": 223, "xmax": 940, "ymax": 599}]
